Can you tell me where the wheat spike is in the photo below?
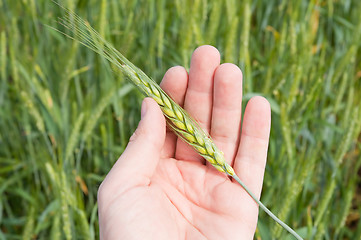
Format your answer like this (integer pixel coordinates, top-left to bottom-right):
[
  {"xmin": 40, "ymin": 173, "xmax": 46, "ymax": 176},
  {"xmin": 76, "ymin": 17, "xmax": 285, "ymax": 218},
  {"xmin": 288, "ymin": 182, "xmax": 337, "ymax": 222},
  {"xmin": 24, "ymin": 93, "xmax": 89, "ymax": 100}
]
[
  {"xmin": 121, "ymin": 64, "xmax": 235, "ymax": 175},
  {"xmin": 53, "ymin": 7, "xmax": 303, "ymax": 240},
  {"xmin": 56, "ymin": 10, "xmax": 235, "ymax": 176}
]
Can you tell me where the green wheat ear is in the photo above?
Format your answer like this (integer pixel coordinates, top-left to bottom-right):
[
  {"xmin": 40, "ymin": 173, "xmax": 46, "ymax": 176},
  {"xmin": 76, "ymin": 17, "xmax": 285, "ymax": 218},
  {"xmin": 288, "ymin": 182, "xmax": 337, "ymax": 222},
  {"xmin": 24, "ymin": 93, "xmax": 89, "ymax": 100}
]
[{"xmin": 52, "ymin": 6, "xmax": 303, "ymax": 240}]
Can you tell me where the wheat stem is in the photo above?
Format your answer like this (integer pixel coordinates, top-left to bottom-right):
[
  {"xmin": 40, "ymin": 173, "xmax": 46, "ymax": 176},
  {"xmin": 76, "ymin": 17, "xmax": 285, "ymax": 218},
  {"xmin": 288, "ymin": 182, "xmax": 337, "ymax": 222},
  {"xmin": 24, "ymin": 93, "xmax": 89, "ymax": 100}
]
[{"xmin": 231, "ymin": 174, "xmax": 303, "ymax": 240}]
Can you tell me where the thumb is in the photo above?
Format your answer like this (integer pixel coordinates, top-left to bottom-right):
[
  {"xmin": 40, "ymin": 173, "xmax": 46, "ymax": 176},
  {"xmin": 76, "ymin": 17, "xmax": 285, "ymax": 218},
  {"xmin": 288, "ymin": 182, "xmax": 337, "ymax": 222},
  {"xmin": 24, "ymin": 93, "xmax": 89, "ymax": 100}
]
[{"xmin": 106, "ymin": 98, "xmax": 166, "ymax": 183}]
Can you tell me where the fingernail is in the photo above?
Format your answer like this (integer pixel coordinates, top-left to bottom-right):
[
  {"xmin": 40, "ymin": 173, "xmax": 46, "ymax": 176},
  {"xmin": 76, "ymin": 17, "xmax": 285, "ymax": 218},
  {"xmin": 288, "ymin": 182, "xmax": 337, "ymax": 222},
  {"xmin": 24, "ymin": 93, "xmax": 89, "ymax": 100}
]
[{"xmin": 141, "ymin": 99, "xmax": 147, "ymax": 118}]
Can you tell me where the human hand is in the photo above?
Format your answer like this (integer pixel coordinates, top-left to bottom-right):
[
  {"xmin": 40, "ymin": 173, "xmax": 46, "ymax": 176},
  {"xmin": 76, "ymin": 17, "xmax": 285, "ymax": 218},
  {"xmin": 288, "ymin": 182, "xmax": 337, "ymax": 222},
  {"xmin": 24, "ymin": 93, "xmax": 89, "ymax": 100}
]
[{"xmin": 97, "ymin": 45, "xmax": 271, "ymax": 240}]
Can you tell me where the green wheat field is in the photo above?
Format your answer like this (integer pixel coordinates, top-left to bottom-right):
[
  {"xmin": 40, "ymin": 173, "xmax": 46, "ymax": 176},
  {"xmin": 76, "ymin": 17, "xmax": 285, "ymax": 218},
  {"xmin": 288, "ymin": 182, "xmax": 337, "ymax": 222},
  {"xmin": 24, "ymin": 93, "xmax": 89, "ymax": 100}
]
[{"xmin": 0, "ymin": 0, "xmax": 360, "ymax": 239}]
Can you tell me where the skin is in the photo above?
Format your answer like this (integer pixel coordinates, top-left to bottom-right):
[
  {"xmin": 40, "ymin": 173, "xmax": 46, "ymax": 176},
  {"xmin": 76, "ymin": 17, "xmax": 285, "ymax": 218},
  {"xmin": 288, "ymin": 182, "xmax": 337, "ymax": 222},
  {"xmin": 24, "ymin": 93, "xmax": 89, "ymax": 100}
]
[{"xmin": 98, "ymin": 45, "xmax": 271, "ymax": 240}]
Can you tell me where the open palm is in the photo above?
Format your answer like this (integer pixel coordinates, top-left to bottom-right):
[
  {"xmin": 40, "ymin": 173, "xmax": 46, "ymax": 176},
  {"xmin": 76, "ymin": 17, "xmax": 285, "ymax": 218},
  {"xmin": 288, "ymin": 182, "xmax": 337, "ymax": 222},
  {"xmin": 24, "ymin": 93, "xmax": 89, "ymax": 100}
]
[{"xmin": 98, "ymin": 46, "xmax": 271, "ymax": 240}]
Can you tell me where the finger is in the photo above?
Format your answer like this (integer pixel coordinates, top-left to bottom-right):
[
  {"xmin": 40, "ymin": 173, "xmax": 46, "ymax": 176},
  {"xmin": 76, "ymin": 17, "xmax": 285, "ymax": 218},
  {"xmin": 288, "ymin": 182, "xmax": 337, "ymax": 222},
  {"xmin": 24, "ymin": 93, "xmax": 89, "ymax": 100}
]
[
  {"xmin": 100, "ymin": 98, "xmax": 166, "ymax": 195},
  {"xmin": 175, "ymin": 45, "xmax": 220, "ymax": 163},
  {"xmin": 160, "ymin": 66, "xmax": 189, "ymax": 158},
  {"xmin": 233, "ymin": 96, "xmax": 271, "ymax": 200},
  {"xmin": 160, "ymin": 66, "xmax": 189, "ymax": 105},
  {"xmin": 210, "ymin": 63, "xmax": 243, "ymax": 166}
]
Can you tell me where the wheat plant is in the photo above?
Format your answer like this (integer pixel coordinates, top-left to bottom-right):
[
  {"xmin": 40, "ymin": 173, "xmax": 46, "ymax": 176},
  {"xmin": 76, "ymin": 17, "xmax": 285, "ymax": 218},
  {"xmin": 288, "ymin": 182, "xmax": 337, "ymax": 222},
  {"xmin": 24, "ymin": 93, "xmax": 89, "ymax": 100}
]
[
  {"xmin": 54, "ymin": 6, "xmax": 303, "ymax": 239},
  {"xmin": 1, "ymin": 0, "xmax": 361, "ymax": 239}
]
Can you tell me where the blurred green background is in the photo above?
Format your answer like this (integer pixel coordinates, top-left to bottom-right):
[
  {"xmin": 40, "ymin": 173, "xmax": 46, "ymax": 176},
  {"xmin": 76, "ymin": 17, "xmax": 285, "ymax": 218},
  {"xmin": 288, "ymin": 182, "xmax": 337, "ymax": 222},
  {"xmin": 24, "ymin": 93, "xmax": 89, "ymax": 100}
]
[{"xmin": 0, "ymin": 0, "xmax": 360, "ymax": 239}]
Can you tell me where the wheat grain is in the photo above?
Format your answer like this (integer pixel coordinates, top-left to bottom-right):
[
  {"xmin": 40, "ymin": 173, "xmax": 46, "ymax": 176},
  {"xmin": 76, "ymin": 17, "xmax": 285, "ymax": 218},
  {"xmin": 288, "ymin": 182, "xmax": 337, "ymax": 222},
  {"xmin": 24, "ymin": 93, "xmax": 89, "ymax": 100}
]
[
  {"xmin": 64, "ymin": 112, "xmax": 84, "ymax": 165},
  {"xmin": 60, "ymin": 172, "xmax": 72, "ymax": 240},
  {"xmin": 53, "ymin": 7, "xmax": 303, "ymax": 240}
]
